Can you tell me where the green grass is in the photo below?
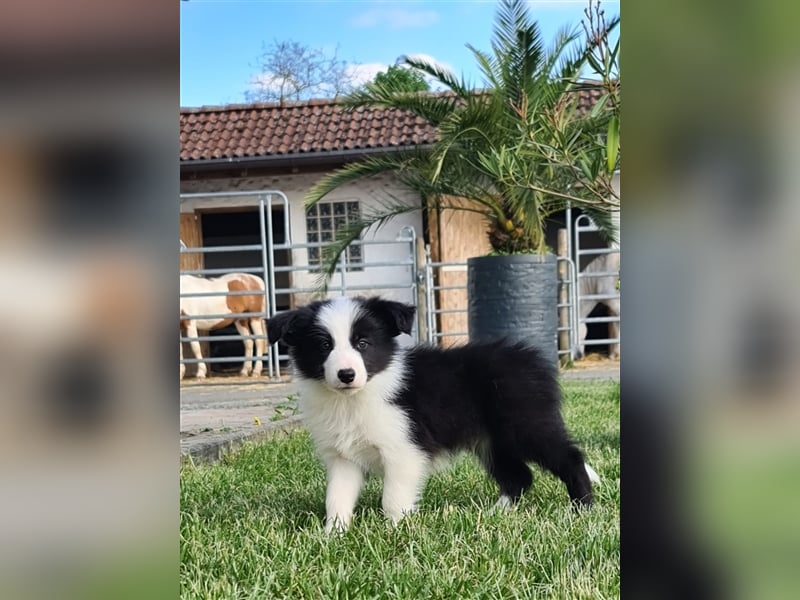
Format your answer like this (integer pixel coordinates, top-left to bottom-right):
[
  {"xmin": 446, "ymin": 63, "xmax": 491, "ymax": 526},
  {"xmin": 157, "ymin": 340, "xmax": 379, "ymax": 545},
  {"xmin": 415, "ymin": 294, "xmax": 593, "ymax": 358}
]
[{"xmin": 181, "ymin": 381, "xmax": 620, "ymax": 599}]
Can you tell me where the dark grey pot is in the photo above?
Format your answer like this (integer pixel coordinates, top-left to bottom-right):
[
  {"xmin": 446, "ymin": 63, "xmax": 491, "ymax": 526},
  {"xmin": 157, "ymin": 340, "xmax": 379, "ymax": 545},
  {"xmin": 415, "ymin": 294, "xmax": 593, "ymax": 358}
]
[{"xmin": 467, "ymin": 253, "xmax": 558, "ymax": 367}]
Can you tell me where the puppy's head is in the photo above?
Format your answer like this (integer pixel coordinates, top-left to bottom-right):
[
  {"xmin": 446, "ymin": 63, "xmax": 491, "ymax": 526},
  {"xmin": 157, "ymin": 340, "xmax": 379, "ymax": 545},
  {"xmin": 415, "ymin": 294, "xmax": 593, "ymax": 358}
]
[{"xmin": 268, "ymin": 296, "xmax": 415, "ymax": 395}]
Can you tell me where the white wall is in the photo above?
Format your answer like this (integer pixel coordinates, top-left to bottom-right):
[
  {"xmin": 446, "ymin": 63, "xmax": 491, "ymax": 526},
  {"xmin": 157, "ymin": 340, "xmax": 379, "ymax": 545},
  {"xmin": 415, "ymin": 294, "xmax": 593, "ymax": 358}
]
[{"xmin": 180, "ymin": 170, "xmax": 423, "ymax": 304}]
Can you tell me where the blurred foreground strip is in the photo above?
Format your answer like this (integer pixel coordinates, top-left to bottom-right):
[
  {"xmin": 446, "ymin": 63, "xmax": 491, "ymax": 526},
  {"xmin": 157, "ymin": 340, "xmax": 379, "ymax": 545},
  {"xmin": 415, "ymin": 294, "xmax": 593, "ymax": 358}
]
[{"xmin": 0, "ymin": 1, "xmax": 177, "ymax": 595}]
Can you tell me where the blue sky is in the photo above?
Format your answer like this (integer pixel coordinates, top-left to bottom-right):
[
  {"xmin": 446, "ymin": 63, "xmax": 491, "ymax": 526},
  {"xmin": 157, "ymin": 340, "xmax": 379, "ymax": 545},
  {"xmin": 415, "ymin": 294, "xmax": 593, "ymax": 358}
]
[{"xmin": 181, "ymin": 1, "xmax": 619, "ymax": 108}]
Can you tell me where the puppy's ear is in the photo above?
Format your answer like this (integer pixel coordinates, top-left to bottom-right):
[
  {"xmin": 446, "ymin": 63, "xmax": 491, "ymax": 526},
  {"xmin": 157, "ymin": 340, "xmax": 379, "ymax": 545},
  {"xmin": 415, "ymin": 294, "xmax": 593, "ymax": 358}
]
[
  {"xmin": 364, "ymin": 298, "xmax": 416, "ymax": 337},
  {"xmin": 267, "ymin": 310, "xmax": 301, "ymax": 346}
]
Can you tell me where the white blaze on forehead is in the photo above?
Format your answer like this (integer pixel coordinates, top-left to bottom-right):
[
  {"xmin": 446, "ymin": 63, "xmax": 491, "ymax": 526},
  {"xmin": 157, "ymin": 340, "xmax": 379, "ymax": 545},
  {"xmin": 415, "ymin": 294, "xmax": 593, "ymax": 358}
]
[
  {"xmin": 317, "ymin": 297, "xmax": 362, "ymax": 346},
  {"xmin": 317, "ymin": 297, "xmax": 368, "ymax": 390}
]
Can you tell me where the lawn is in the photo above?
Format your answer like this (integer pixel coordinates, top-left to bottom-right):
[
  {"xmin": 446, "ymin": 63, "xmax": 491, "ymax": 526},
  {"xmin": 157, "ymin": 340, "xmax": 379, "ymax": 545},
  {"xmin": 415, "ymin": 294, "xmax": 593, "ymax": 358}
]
[{"xmin": 180, "ymin": 381, "xmax": 620, "ymax": 599}]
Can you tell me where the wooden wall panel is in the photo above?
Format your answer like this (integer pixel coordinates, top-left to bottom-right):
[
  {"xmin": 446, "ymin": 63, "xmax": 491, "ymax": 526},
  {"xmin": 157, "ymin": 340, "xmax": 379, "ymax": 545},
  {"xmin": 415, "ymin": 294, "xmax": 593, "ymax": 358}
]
[
  {"xmin": 180, "ymin": 212, "xmax": 206, "ymax": 374},
  {"xmin": 436, "ymin": 196, "xmax": 491, "ymax": 262},
  {"xmin": 180, "ymin": 212, "xmax": 204, "ymax": 271},
  {"xmin": 430, "ymin": 196, "xmax": 490, "ymax": 347}
]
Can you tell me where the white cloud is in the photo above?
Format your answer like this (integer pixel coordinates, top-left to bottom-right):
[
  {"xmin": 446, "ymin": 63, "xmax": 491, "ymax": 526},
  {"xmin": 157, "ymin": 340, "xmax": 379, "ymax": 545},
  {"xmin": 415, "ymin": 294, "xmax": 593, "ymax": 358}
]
[
  {"xmin": 350, "ymin": 8, "xmax": 439, "ymax": 29},
  {"xmin": 346, "ymin": 62, "xmax": 390, "ymax": 87},
  {"xmin": 248, "ymin": 73, "xmax": 285, "ymax": 93},
  {"xmin": 349, "ymin": 57, "xmax": 461, "ymax": 92},
  {"xmin": 404, "ymin": 53, "xmax": 454, "ymax": 73}
]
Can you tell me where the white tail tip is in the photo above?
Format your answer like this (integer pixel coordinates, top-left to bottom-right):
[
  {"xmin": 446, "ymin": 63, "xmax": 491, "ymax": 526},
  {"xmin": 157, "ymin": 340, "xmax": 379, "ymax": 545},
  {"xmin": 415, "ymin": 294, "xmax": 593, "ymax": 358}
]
[
  {"xmin": 585, "ymin": 463, "xmax": 601, "ymax": 485},
  {"xmin": 492, "ymin": 495, "xmax": 513, "ymax": 511}
]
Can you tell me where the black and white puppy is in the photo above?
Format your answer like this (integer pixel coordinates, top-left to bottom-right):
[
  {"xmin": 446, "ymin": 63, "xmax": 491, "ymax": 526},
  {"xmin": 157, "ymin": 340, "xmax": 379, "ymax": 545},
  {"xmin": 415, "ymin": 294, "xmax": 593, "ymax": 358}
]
[{"xmin": 268, "ymin": 296, "xmax": 599, "ymax": 531}]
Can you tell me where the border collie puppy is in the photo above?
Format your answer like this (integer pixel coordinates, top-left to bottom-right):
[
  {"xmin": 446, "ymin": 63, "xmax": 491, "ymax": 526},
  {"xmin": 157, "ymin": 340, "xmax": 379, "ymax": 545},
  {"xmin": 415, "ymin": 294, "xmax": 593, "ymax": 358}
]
[{"xmin": 268, "ymin": 296, "xmax": 599, "ymax": 532}]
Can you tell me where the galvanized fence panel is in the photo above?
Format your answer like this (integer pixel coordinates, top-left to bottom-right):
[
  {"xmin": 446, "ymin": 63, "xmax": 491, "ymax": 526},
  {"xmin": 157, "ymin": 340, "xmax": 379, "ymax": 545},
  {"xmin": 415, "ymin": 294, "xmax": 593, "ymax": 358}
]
[
  {"xmin": 180, "ymin": 188, "xmax": 419, "ymax": 382},
  {"xmin": 268, "ymin": 225, "xmax": 420, "ymax": 378},
  {"xmin": 422, "ymin": 246, "xmax": 470, "ymax": 345},
  {"xmin": 557, "ymin": 255, "xmax": 580, "ymax": 359},
  {"xmin": 180, "ymin": 190, "xmax": 619, "ymax": 382},
  {"xmin": 420, "ymin": 245, "xmax": 579, "ymax": 358},
  {"xmin": 179, "ymin": 191, "xmax": 288, "ymax": 381},
  {"xmin": 574, "ymin": 214, "xmax": 621, "ymax": 355}
]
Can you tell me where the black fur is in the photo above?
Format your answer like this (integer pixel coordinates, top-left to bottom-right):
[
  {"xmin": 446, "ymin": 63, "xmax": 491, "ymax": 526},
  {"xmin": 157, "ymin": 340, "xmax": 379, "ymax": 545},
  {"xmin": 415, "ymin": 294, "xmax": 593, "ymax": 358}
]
[{"xmin": 397, "ymin": 341, "xmax": 593, "ymax": 505}]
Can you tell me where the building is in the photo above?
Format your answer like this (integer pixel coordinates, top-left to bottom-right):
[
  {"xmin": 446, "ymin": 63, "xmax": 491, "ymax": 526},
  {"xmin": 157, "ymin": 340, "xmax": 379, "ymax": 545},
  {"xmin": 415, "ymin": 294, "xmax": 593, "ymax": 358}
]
[{"xmin": 180, "ymin": 91, "xmax": 617, "ymax": 350}]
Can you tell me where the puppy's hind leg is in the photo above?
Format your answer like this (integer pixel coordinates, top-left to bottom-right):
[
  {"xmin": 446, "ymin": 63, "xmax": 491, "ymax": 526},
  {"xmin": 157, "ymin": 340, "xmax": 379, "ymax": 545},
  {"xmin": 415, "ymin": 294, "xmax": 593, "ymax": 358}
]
[
  {"xmin": 483, "ymin": 446, "xmax": 534, "ymax": 510},
  {"xmin": 530, "ymin": 437, "xmax": 594, "ymax": 507}
]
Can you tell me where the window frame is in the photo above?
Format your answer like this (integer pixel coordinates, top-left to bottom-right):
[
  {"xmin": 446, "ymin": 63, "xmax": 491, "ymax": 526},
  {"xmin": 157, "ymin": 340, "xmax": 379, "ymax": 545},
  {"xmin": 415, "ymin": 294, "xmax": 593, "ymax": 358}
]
[{"xmin": 305, "ymin": 200, "xmax": 363, "ymax": 272}]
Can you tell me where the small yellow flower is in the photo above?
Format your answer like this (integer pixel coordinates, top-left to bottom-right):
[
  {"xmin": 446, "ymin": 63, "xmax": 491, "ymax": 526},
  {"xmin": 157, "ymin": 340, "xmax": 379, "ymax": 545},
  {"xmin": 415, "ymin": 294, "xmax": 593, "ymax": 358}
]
[{"xmin": 253, "ymin": 416, "xmax": 262, "ymax": 426}]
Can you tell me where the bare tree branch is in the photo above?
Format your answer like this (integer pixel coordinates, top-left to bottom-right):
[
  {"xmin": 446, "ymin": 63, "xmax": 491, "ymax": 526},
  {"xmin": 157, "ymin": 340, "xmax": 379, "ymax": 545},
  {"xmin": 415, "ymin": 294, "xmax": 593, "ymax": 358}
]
[{"xmin": 245, "ymin": 40, "xmax": 357, "ymax": 103}]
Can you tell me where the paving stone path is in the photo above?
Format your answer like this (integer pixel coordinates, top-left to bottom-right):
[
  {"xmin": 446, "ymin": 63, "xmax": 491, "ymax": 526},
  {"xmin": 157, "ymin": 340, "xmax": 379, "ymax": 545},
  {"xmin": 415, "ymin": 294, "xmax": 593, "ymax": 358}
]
[{"xmin": 180, "ymin": 364, "xmax": 619, "ymax": 464}]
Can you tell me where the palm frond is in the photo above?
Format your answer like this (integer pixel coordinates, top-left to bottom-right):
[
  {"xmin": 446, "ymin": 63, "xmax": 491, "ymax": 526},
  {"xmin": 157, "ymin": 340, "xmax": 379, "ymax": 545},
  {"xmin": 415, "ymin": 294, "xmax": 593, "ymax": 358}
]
[
  {"xmin": 341, "ymin": 86, "xmax": 460, "ymax": 126},
  {"xmin": 493, "ymin": 0, "xmax": 544, "ymax": 105},
  {"xmin": 313, "ymin": 200, "xmax": 426, "ymax": 291},
  {"xmin": 466, "ymin": 44, "xmax": 501, "ymax": 90},
  {"xmin": 399, "ymin": 55, "xmax": 471, "ymax": 97},
  {"xmin": 494, "ymin": 0, "xmax": 536, "ymax": 58},
  {"xmin": 313, "ymin": 185, "xmax": 518, "ymax": 292},
  {"xmin": 540, "ymin": 24, "xmax": 583, "ymax": 89},
  {"xmin": 578, "ymin": 206, "xmax": 618, "ymax": 245},
  {"xmin": 302, "ymin": 0, "xmax": 620, "ymax": 259},
  {"xmin": 305, "ymin": 151, "xmax": 434, "ymax": 208}
]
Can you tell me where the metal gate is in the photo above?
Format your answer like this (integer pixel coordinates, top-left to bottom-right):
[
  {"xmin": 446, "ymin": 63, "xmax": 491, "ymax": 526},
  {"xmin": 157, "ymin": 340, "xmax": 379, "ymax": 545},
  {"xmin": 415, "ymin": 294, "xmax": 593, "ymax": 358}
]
[
  {"xmin": 180, "ymin": 190, "xmax": 419, "ymax": 382},
  {"xmin": 180, "ymin": 191, "xmax": 288, "ymax": 380},
  {"xmin": 421, "ymin": 248, "xmax": 579, "ymax": 359},
  {"xmin": 419, "ymin": 214, "xmax": 619, "ymax": 360},
  {"xmin": 574, "ymin": 214, "xmax": 621, "ymax": 357},
  {"xmin": 422, "ymin": 247, "xmax": 468, "ymax": 346},
  {"xmin": 268, "ymin": 224, "xmax": 420, "ymax": 377}
]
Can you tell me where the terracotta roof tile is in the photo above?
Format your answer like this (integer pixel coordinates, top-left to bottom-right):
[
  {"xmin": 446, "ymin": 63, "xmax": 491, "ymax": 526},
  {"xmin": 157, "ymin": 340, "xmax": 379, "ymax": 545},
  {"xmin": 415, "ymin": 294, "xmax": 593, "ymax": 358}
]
[
  {"xmin": 180, "ymin": 97, "xmax": 436, "ymax": 162},
  {"xmin": 180, "ymin": 89, "xmax": 605, "ymax": 162}
]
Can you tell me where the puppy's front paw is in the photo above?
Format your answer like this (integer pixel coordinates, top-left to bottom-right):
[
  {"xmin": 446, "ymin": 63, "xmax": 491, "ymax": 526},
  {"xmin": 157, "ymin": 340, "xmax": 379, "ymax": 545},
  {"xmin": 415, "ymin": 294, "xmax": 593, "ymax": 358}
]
[{"xmin": 324, "ymin": 516, "xmax": 349, "ymax": 534}]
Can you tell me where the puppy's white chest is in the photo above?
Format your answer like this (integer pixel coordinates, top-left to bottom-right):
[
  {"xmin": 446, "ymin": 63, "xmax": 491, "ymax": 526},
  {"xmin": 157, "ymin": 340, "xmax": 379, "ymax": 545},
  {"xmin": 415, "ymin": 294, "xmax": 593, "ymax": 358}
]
[
  {"xmin": 333, "ymin": 429, "xmax": 384, "ymax": 473},
  {"xmin": 299, "ymin": 383, "xmax": 412, "ymax": 474}
]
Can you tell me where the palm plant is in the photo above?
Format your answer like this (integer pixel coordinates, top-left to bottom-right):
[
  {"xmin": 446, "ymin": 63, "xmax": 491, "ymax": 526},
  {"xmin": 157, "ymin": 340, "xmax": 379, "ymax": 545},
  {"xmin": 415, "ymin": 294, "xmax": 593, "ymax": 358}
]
[{"xmin": 305, "ymin": 0, "xmax": 620, "ymax": 280}]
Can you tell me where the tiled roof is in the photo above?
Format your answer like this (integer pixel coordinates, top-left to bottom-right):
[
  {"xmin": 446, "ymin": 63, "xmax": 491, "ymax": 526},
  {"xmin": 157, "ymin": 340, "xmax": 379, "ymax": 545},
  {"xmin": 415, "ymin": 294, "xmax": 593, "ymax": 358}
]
[
  {"xmin": 180, "ymin": 87, "xmax": 609, "ymax": 163},
  {"xmin": 574, "ymin": 85, "xmax": 607, "ymax": 113},
  {"xmin": 180, "ymin": 98, "xmax": 437, "ymax": 162}
]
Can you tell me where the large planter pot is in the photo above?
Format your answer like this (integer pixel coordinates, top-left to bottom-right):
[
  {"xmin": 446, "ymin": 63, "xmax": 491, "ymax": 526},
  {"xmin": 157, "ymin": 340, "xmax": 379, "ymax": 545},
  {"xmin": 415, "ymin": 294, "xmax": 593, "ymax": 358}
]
[{"xmin": 467, "ymin": 253, "xmax": 558, "ymax": 367}]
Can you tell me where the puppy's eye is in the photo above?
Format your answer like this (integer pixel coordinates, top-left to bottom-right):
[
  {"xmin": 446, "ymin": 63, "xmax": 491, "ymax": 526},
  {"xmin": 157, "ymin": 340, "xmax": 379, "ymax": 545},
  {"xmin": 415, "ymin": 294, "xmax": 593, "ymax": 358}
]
[
  {"xmin": 356, "ymin": 339, "xmax": 369, "ymax": 351},
  {"xmin": 320, "ymin": 340, "xmax": 332, "ymax": 351}
]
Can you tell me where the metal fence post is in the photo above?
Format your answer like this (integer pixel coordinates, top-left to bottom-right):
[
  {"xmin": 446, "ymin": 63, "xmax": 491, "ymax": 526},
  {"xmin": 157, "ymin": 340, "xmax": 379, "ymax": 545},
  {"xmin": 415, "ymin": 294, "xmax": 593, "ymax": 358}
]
[
  {"xmin": 424, "ymin": 245, "xmax": 435, "ymax": 344},
  {"xmin": 415, "ymin": 237, "xmax": 428, "ymax": 344},
  {"xmin": 557, "ymin": 230, "xmax": 572, "ymax": 363},
  {"xmin": 257, "ymin": 196, "xmax": 274, "ymax": 379}
]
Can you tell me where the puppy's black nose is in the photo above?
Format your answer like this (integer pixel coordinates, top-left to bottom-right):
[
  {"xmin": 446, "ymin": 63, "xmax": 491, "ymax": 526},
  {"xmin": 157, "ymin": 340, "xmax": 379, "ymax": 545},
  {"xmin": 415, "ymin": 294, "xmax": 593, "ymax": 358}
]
[{"xmin": 337, "ymin": 368, "xmax": 356, "ymax": 384}]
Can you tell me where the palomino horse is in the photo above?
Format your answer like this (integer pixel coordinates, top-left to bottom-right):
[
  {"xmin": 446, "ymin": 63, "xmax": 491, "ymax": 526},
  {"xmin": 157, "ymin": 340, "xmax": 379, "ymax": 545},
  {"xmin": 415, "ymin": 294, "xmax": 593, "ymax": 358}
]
[
  {"xmin": 180, "ymin": 273, "xmax": 268, "ymax": 379},
  {"xmin": 578, "ymin": 252, "xmax": 620, "ymax": 359}
]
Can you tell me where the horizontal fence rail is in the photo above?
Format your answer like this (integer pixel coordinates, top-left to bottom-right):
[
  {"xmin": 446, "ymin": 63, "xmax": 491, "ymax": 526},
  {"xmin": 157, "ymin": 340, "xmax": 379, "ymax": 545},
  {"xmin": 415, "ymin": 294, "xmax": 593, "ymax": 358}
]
[{"xmin": 575, "ymin": 214, "xmax": 620, "ymax": 356}]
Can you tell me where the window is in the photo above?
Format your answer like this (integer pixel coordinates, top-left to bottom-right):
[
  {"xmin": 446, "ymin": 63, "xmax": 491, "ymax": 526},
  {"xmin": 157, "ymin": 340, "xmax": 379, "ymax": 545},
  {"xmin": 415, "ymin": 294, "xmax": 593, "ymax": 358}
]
[{"xmin": 306, "ymin": 201, "xmax": 363, "ymax": 271}]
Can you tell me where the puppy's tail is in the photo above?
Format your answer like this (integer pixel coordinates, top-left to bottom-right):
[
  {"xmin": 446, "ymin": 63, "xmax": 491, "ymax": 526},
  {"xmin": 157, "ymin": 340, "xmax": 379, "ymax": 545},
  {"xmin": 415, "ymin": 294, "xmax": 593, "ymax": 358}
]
[{"xmin": 584, "ymin": 463, "xmax": 601, "ymax": 485}]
